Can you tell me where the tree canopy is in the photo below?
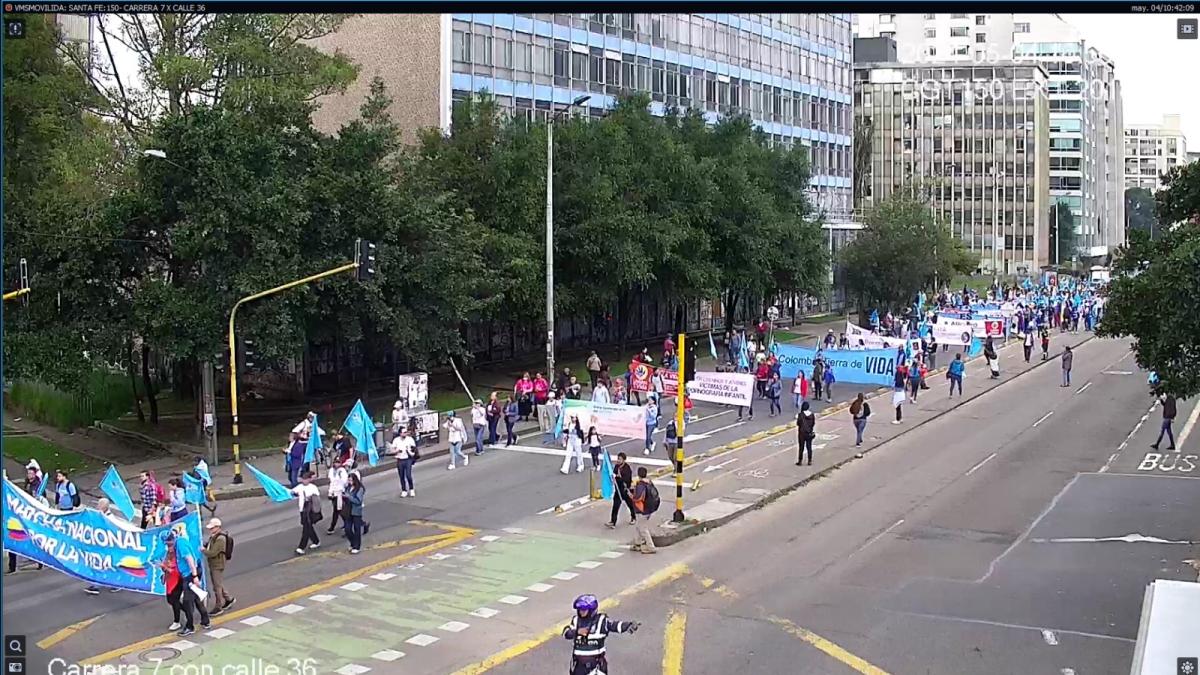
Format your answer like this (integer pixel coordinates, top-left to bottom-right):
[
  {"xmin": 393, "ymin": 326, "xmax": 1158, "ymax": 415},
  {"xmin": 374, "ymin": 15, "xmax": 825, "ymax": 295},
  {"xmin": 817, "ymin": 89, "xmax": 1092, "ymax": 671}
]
[
  {"xmin": 840, "ymin": 189, "xmax": 976, "ymax": 317},
  {"xmin": 1097, "ymin": 161, "xmax": 1200, "ymax": 398},
  {"xmin": 1125, "ymin": 187, "xmax": 1160, "ymax": 241},
  {"xmin": 4, "ymin": 13, "xmax": 828, "ymax": 430}
]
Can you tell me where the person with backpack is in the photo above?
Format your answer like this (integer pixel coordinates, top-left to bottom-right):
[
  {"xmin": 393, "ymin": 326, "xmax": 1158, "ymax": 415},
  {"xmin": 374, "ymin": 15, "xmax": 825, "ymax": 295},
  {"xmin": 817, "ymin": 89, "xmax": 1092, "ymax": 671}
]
[
  {"xmin": 664, "ymin": 419, "xmax": 678, "ymax": 461},
  {"xmin": 53, "ymin": 469, "xmax": 81, "ymax": 511},
  {"xmin": 849, "ymin": 394, "xmax": 871, "ymax": 447},
  {"xmin": 629, "ymin": 467, "xmax": 658, "ymax": 554},
  {"xmin": 203, "ymin": 518, "xmax": 236, "ymax": 615},
  {"xmin": 796, "ymin": 402, "xmax": 816, "ymax": 465},
  {"xmin": 1151, "ymin": 393, "xmax": 1177, "ymax": 451},
  {"xmin": 292, "ymin": 471, "xmax": 322, "ymax": 556}
]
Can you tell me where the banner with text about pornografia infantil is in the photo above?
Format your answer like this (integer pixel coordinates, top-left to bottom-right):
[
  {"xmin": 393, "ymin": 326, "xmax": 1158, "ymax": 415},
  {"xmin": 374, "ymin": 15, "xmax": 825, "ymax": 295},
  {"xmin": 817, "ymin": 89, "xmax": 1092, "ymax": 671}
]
[
  {"xmin": 685, "ymin": 371, "xmax": 755, "ymax": 407},
  {"xmin": 561, "ymin": 399, "xmax": 647, "ymax": 439},
  {"xmin": 773, "ymin": 344, "xmax": 896, "ymax": 387},
  {"xmin": 3, "ymin": 478, "xmax": 205, "ymax": 594}
]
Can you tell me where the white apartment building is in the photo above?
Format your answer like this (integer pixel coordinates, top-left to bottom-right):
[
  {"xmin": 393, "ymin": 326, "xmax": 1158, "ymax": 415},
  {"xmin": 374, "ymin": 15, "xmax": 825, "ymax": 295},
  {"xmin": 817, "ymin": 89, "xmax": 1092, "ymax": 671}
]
[
  {"xmin": 855, "ymin": 13, "xmax": 1125, "ymax": 260},
  {"xmin": 1125, "ymin": 114, "xmax": 1190, "ymax": 192}
]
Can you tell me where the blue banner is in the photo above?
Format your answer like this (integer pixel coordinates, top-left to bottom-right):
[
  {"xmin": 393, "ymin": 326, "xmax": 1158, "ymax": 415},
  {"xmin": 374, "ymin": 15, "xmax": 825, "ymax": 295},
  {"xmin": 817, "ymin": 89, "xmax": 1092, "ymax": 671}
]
[
  {"xmin": 4, "ymin": 478, "xmax": 205, "ymax": 594},
  {"xmin": 99, "ymin": 466, "xmax": 137, "ymax": 521},
  {"xmin": 245, "ymin": 463, "xmax": 295, "ymax": 503},
  {"xmin": 774, "ymin": 344, "xmax": 896, "ymax": 387}
]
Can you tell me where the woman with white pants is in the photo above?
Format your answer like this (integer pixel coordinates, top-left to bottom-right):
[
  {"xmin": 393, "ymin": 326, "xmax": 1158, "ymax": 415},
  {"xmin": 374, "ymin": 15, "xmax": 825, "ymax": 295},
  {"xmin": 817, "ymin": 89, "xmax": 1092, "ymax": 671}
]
[{"xmin": 561, "ymin": 416, "xmax": 586, "ymax": 474}]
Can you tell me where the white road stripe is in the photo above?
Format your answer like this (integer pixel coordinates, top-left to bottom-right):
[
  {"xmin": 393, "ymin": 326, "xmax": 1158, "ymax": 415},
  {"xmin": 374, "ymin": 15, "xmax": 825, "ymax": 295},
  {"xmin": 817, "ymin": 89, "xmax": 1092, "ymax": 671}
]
[
  {"xmin": 1075, "ymin": 382, "xmax": 1093, "ymax": 395},
  {"xmin": 1177, "ymin": 397, "xmax": 1200, "ymax": 450},
  {"xmin": 1033, "ymin": 411, "xmax": 1054, "ymax": 427},
  {"xmin": 1061, "ymin": 669, "xmax": 1076, "ymax": 675},
  {"xmin": 1042, "ymin": 629, "xmax": 1059, "ymax": 645},
  {"xmin": 848, "ymin": 519, "xmax": 904, "ymax": 558},
  {"xmin": 965, "ymin": 453, "xmax": 998, "ymax": 476}
]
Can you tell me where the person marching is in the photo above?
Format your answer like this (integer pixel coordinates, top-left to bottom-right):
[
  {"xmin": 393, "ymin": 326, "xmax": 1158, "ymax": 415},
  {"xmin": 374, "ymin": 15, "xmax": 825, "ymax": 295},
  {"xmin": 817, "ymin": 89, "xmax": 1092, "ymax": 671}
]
[
  {"xmin": 796, "ymin": 401, "xmax": 816, "ymax": 465},
  {"xmin": 562, "ymin": 594, "xmax": 640, "ymax": 675},
  {"xmin": 586, "ymin": 424, "xmax": 604, "ymax": 471},
  {"xmin": 1023, "ymin": 330, "xmax": 1034, "ymax": 363},
  {"xmin": 561, "ymin": 415, "xmax": 586, "ymax": 474},
  {"xmin": 390, "ymin": 427, "xmax": 417, "ymax": 498},
  {"xmin": 1040, "ymin": 325, "xmax": 1051, "ymax": 361},
  {"xmin": 203, "ymin": 518, "xmax": 235, "ymax": 615},
  {"xmin": 984, "ymin": 337, "xmax": 999, "ymax": 379}
]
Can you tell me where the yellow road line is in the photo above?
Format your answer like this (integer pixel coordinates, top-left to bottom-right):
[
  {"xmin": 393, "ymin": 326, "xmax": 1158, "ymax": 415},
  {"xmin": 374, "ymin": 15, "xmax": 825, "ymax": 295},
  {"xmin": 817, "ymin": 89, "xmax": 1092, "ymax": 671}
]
[
  {"xmin": 767, "ymin": 614, "xmax": 892, "ymax": 675},
  {"xmin": 661, "ymin": 609, "xmax": 687, "ymax": 675},
  {"xmin": 694, "ymin": 574, "xmax": 890, "ymax": 675},
  {"xmin": 450, "ymin": 562, "xmax": 691, "ymax": 675},
  {"xmin": 82, "ymin": 521, "xmax": 477, "ymax": 666},
  {"xmin": 38, "ymin": 616, "xmax": 100, "ymax": 649}
]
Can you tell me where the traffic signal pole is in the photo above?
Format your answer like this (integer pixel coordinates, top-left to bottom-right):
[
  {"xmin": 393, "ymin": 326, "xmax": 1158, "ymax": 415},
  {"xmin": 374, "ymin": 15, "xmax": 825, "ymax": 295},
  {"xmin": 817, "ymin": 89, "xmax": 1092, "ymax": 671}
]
[
  {"xmin": 673, "ymin": 333, "xmax": 686, "ymax": 522},
  {"xmin": 227, "ymin": 260, "xmax": 357, "ymax": 484}
]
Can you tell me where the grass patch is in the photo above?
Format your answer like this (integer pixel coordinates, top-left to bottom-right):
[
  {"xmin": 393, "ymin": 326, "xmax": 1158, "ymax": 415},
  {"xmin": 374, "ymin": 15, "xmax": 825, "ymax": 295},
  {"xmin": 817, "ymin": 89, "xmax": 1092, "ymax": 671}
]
[
  {"xmin": 8, "ymin": 373, "xmax": 134, "ymax": 431},
  {"xmin": 3, "ymin": 435, "xmax": 103, "ymax": 475}
]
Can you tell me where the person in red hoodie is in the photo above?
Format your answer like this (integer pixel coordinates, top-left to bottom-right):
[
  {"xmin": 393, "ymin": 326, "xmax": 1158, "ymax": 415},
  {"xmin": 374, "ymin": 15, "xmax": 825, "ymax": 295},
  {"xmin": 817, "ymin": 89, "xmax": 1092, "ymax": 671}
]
[
  {"xmin": 755, "ymin": 361, "xmax": 770, "ymax": 399},
  {"xmin": 792, "ymin": 371, "xmax": 809, "ymax": 409}
]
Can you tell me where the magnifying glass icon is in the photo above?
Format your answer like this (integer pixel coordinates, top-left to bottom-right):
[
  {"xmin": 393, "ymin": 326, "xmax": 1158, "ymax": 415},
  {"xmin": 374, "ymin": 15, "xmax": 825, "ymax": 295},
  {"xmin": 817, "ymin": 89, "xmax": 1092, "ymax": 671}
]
[{"xmin": 7, "ymin": 638, "xmax": 22, "ymax": 654}]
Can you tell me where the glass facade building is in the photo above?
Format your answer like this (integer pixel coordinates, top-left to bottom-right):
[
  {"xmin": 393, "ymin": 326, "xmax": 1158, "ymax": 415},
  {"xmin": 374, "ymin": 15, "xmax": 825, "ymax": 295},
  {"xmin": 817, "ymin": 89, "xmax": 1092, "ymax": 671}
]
[{"xmin": 311, "ymin": 13, "xmax": 855, "ymax": 221}]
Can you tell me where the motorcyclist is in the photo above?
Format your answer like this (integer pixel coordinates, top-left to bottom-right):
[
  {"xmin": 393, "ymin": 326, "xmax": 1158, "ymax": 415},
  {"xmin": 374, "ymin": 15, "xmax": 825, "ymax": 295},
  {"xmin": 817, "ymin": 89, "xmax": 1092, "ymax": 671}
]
[{"xmin": 563, "ymin": 594, "xmax": 640, "ymax": 675}]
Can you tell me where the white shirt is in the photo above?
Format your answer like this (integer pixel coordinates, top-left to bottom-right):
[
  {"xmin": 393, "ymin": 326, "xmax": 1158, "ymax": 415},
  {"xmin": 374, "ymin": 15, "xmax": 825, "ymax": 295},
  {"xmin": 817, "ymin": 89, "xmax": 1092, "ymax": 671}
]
[
  {"xmin": 471, "ymin": 406, "xmax": 487, "ymax": 426},
  {"xmin": 592, "ymin": 384, "xmax": 610, "ymax": 404},
  {"xmin": 292, "ymin": 418, "xmax": 312, "ymax": 437},
  {"xmin": 444, "ymin": 417, "xmax": 466, "ymax": 443},
  {"xmin": 327, "ymin": 467, "xmax": 348, "ymax": 497},
  {"xmin": 390, "ymin": 435, "xmax": 416, "ymax": 460},
  {"xmin": 292, "ymin": 483, "xmax": 320, "ymax": 513}
]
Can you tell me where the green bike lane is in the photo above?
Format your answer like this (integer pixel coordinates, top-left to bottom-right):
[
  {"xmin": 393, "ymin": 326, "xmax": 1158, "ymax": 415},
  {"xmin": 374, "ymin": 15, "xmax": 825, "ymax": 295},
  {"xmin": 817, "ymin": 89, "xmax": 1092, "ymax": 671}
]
[{"xmin": 146, "ymin": 529, "xmax": 620, "ymax": 674}]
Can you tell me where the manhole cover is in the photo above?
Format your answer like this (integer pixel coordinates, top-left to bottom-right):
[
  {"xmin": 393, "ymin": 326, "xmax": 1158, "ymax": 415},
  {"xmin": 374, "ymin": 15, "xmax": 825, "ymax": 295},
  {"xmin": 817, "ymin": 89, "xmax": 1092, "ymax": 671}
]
[{"xmin": 140, "ymin": 646, "xmax": 182, "ymax": 662}]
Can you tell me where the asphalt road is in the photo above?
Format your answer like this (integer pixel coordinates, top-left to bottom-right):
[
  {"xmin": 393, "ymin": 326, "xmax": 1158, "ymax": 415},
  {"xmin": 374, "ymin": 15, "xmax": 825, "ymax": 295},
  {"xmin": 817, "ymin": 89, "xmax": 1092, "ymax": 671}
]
[
  {"xmin": 2, "ymin": 372, "xmax": 877, "ymax": 671},
  {"xmin": 480, "ymin": 337, "xmax": 1200, "ymax": 675}
]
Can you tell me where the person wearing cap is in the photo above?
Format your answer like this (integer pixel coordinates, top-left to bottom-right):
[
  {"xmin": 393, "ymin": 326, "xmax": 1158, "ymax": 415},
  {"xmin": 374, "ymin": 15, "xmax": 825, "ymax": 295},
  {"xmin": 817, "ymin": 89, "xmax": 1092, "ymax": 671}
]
[
  {"xmin": 203, "ymin": 517, "xmax": 235, "ymax": 615},
  {"xmin": 471, "ymin": 398, "xmax": 488, "ymax": 455},
  {"xmin": 444, "ymin": 409, "xmax": 469, "ymax": 470}
]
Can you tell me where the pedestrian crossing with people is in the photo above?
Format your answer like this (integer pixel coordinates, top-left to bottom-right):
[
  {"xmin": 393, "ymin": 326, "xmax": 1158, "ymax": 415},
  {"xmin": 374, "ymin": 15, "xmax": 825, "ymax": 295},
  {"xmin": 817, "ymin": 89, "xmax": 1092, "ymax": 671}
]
[{"xmin": 113, "ymin": 528, "xmax": 624, "ymax": 673}]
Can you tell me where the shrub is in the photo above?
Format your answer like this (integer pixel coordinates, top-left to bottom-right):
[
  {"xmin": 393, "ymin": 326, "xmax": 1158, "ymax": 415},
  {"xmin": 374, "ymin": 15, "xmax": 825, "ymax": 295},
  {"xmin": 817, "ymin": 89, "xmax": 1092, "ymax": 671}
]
[{"xmin": 8, "ymin": 371, "xmax": 134, "ymax": 430}]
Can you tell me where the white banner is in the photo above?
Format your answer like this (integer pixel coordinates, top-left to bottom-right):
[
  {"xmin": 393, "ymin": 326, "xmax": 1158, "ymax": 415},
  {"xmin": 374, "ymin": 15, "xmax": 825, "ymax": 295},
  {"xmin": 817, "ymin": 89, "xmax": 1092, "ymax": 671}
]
[
  {"xmin": 561, "ymin": 400, "xmax": 647, "ymax": 439},
  {"xmin": 933, "ymin": 317, "xmax": 975, "ymax": 346},
  {"xmin": 685, "ymin": 371, "xmax": 755, "ymax": 407},
  {"xmin": 845, "ymin": 321, "xmax": 907, "ymax": 349}
]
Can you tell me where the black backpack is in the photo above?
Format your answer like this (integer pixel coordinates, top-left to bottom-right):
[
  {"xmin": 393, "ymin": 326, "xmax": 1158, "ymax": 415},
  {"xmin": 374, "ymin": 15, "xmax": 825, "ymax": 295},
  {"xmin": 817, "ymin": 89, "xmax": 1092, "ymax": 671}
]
[
  {"xmin": 642, "ymin": 481, "xmax": 661, "ymax": 514},
  {"xmin": 222, "ymin": 532, "xmax": 234, "ymax": 561}
]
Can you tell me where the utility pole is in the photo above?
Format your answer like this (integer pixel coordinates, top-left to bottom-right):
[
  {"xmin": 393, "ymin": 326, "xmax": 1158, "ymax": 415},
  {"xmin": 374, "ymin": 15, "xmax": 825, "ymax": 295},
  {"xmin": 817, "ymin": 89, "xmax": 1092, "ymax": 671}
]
[
  {"xmin": 544, "ymin": 95, "xmax": 591, "ymax": 380},
  {"xmin": 672, "ymin": 333, "xmax": 686, "ymax": 523},
  {"xmin": 201, "ymin": 360, "xmax": 217, "ymax": 466}
]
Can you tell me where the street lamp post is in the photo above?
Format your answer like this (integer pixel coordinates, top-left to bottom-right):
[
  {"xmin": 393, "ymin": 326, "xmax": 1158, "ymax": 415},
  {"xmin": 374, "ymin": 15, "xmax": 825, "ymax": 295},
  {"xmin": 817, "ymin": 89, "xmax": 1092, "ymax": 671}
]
[
  {"xmin": 144, "ymin": 149, "xmax": 219, "ymax": 466},
  {"xmin": 545, "ymin": 94, "xmax": 591, "ymax": 379}
]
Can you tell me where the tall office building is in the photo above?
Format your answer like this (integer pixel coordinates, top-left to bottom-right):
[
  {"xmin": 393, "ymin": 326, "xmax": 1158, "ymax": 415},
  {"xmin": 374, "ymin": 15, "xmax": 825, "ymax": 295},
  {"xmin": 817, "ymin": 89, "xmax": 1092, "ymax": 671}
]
[
  {"xmin": 1125, "ymin": 114, "xmax": 1190, "ymax": 192},
  {"xmin": 853, "ymin": 50, "xmax": 1051, "ymax": 274},
  {"xmin": 855, "ymin": 13, "xmax": 1125, "ymax": 260},
  {"xmin": 311, "ymin": 13, "xmax": 855, "ymax": 220}
]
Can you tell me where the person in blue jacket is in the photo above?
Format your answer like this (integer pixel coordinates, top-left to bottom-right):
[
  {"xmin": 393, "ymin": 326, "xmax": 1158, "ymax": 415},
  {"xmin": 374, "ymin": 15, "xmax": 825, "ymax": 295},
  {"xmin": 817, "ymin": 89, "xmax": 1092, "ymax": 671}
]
[{"xmin": 947, "ymin": 353, "xmax": 965, "ymax": 397}]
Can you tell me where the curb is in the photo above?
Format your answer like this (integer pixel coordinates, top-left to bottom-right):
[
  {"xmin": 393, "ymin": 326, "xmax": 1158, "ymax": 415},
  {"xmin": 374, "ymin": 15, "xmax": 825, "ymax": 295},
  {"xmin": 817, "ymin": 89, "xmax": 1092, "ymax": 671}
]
[{"xmin": 651, "ymin": 334, "xmax": 1095, "ymax": 547}]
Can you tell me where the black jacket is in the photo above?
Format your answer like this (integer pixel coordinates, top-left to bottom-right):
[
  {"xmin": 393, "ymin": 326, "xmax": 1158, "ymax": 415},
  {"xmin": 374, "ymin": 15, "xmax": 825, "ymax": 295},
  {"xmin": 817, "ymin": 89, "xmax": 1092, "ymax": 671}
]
[
  {"xmin": 1162, "ymin": 396, "xmax": 1177, "ymax": 421},
  {"xmin": 797, "ymin": 411, "xmax": 816, "ymax": 439}
]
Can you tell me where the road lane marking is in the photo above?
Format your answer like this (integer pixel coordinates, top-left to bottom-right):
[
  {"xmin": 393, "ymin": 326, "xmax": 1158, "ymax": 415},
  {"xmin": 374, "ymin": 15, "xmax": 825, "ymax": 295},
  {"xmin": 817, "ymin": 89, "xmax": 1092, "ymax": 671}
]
[
  {"xmin": 1033, "ymin": 411, "xmax": 1054, "ymax": 427},
  {"xmin": 449, "ymin": 562, "xmax": 690, "ymax": 675},
  {"xmin": 965, "ymin": 453, "xmax": 998, "ymax": 476},
  {"xmin": 36, "ymin": 616, "xmax": 100, "ymax": 649},
  {"xmin": 1177, "ymin": 397, "xmax": 1200, "ymax": 450},
  {"xmin": 81, "ymin": 521, "xmax": 476, "ymax": 666},
  {"xmin": 1075, "ymin": 382, "xmax": 1092, "ymax": 395},
  {"xmin": 979, "ymin": 474, "xmax": 1078, "ymax": 582},
  {"xmin": 1042, "ymin": 629, "xmax": 1059, "ymax": 645},
  {"xmin": 1102, "ymin": 400, "xmax": 1160, "ymax": 472},
  {"xmin": 848, "ymin": 519, "xmax": 904, "ymax": 558},
  {"xmin": 767, "ymin": 614, "xmax": 892, "ymax": 675},
  {"xmin": 893, "ymin": 609, "xmax": 1134, "ymax": 643},
  {"xmin": 662, "ymin": 609, "xmax": 687, "ymax": 675},
  {"xmin": 275, "ymin": 531, "xmax": 467, "ymax": 565}
]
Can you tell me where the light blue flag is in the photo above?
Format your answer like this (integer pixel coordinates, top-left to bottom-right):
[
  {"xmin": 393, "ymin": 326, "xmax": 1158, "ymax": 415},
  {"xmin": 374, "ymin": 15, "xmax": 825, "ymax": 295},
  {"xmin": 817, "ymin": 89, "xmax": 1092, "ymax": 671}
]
[
  {"xmin": 708, "ymin": 332, "xmax": 718, "ymax": 361},
  {"xmin": 304, "ymin": 414, "xmax": 321, "ymax": 464},
  {"xmin": 194, "ymin": 463, "xmax": 212, "ymax": 486},
  {"xmin": 99, "ymin": 465, "xmax": 137, "ymax": 520},
  {"xmin": 245, "ymin": 463, "xmax": 294, "ymax": 503},
  {"xmin": 181, "ymin": 472, "xmax": 207, "ymax": 505},
  {"xmin": 344, "ymin": 400, "xmax": 378, "ymax": 467},
  {"xmin": 600, "ymin": 450, "xmax": 615, "ymax": 500},
  {"xmin": 35, "ymin": 473, "xmax": 48, "ymax": 499},
  {"xmin": 553, "ymin": 407, "xmax": 566, "ymax": 439}
]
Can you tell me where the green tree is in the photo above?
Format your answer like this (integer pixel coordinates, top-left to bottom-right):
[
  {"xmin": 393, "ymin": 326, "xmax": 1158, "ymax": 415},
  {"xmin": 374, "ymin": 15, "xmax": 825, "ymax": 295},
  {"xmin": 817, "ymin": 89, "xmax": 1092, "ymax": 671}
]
[
  {"xmin": 1098, "ymin": 162, "xmax": 1200, "ymax": 398},
  {"xmin": 841, "ymin": 190, "xmax": 975, "ymax": 319},
  {"xmin": 1125, "ymin": 187, "xmax": 1161, "ymax": 240}
]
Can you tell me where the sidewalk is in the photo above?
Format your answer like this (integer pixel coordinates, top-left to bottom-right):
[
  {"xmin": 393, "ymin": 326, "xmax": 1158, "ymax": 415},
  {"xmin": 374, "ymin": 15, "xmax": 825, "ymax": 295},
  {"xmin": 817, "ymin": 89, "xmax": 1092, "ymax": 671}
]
[{"xmin": 626, "ymin": 330, "xmax": 1095, "ymax": 547}]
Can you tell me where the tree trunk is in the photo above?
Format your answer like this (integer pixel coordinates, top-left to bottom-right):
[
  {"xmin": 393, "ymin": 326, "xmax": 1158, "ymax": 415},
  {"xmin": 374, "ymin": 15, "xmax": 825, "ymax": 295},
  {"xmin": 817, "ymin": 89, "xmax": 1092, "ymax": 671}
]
[
  {"xmin": 723, "ymin": 290, "xmax": 740, "ymax": 335},
  {"xmin": 673, "ymin": 302, "xmax": 685, "ymax": 337},
  {"xmin": 127, "ymin": 336, "xmax": 145, "ymax": 423},
  {"xmin": 141, "ymin": 343, "xmax": 159, "ymax": 424}
]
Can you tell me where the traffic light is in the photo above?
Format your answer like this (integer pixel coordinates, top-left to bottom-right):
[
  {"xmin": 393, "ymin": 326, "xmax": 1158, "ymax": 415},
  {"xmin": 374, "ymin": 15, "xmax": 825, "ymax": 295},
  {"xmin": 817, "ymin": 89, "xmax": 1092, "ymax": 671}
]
[
  {"xmin": 355, "ymin": 238, "xmax": 377, "ymax": 282},
  {"xmin": 684, "ymin": 338, "xmax": 697, "ymax": 383},
  {"xmin": 236, "ymin": 338, "xmax": 256, "ymax": 372}
]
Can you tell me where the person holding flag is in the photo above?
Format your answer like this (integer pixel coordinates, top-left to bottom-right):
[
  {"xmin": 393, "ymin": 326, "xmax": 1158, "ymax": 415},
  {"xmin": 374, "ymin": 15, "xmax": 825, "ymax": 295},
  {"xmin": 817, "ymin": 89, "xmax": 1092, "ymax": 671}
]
[{"xmin": 343, "ymin": 399, "xmax": 379, "ymax": 467}]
